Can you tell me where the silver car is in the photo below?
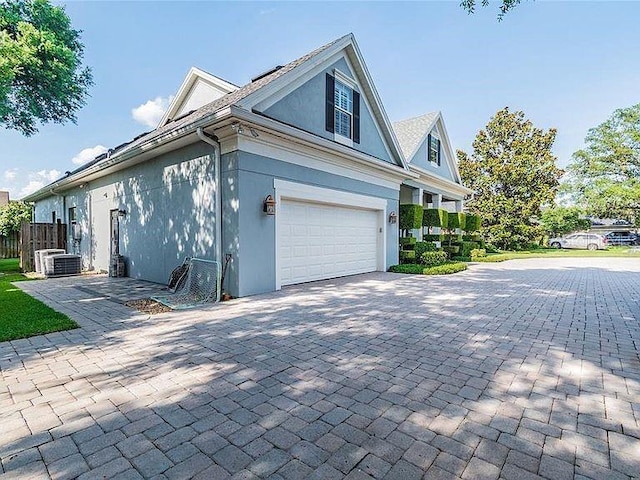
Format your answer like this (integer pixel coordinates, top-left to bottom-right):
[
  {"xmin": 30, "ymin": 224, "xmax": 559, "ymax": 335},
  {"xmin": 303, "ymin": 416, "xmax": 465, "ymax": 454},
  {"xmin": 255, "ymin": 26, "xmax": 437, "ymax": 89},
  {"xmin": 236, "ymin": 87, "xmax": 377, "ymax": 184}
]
[{"xmin": 549, "ymin": 233, "xmax": 607, "ymax": 250}]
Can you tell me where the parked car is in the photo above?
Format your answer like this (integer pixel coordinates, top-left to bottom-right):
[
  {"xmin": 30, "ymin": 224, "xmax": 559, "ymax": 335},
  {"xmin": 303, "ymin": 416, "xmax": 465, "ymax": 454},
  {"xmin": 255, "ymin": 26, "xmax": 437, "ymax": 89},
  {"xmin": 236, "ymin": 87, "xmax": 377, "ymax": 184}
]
[
  {"xmin": 605, "ymin": 231, "xmax": 639, "ymax": 246},
  {"xmin": 612, "ymin": 220, "xmax": 631, "ymax": 226},
  {"xmin": 548, "ymin": 233, "xmax": 607, "ymax": 250}
]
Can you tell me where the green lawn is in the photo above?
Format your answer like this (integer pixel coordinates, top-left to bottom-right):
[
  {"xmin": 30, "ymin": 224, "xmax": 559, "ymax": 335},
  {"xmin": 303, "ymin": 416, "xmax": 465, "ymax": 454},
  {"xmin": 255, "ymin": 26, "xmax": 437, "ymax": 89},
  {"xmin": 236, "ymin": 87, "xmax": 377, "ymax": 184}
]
[
  {"xmin": 475, "ymin": 246, "xmax": 640, "ymax": 262},
  {"xmin": 0, "ymin": 258, "xmax": 78, "ymax": 342}
]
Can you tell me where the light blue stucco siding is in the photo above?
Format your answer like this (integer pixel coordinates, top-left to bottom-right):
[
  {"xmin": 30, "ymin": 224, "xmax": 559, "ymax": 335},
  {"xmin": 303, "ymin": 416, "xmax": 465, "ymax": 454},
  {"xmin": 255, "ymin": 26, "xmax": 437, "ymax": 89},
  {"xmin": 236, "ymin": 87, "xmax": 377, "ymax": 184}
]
[
  {"xmin": 409, "ymin": 140, "xmax": 457, "ymax": 183},
  {"xmin": 35, "ymin": 142, "xmax": 219, "ymax": 283},
  {"xmin": 262, "ymin": 58, "xmax": 395, "ymax": 165},
  {"xmin": 222, "ymin": 151, "xmax": 399, "ymax": 298}
]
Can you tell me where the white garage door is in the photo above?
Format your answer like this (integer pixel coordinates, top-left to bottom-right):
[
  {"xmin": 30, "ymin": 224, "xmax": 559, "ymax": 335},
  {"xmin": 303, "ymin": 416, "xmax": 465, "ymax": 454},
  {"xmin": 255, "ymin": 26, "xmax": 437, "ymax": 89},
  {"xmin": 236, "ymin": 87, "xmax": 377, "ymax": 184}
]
[{"xmin": 278, "ymin": 200, "xmax": 380, "ymax": 286}]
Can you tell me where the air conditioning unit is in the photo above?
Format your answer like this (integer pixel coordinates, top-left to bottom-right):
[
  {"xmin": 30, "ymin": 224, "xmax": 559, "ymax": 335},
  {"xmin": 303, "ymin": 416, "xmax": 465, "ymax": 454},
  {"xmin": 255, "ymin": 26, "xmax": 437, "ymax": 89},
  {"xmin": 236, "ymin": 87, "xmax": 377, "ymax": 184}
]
[
  {"xmin": 43, "ymin": 254, "xmax": 81, "ymax": 277},
  {"xmin": 34, "ymin": 249, "xmax": 66, "ymax": 274}
]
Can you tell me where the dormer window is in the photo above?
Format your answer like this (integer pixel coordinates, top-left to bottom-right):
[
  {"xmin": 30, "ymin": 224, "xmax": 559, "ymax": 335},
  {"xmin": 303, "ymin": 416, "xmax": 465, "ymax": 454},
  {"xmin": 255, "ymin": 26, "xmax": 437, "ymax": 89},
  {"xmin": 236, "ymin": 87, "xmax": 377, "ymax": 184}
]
[
  {"xmin": 428, "ymin": 133, "xmax": 441, "ymax": 165},
  {"xmin": 326, "ymin": 72, "xmax": 360, "ymax": 145}
]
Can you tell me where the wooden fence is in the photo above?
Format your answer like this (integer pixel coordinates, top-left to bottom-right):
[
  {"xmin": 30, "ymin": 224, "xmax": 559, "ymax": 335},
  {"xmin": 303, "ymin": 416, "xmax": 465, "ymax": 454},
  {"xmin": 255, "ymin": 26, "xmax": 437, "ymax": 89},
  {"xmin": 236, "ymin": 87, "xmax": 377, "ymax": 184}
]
[
  {"xmin": 0, "ymin": 231, "xmax": 19, "ymax": 259},
  {"xmin": 20, "ymin": 222, "xmax": 67, "ymax": 272}
]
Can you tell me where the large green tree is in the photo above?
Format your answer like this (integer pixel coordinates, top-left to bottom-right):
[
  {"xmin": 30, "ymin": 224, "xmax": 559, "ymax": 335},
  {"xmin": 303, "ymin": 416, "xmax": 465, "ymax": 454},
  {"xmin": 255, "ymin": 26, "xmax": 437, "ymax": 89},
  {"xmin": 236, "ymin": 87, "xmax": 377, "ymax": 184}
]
[
  {"xmin": 0, "ymin": 200, "xmax": 31, "ymax": 235},
  {"xmin": 458, "ymin": 107, "xmax": 563, "ymax": 250},
  {"xmin": 539, "ymin": 206, "xmax": 591, "ymax": 237},
  {"xmin": 0, "ymin": 0, "xmax": 92, "ymax": 135},
  {"xmin": 564, "ymin": 103, "xmax": 640, "ymax": 223}
]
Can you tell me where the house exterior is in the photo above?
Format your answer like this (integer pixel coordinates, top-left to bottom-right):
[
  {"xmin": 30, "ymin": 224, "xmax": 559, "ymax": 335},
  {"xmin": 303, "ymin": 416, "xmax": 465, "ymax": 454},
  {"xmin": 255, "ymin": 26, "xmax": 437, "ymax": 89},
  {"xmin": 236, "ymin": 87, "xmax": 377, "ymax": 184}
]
[
  {"xmin": 393, "ymin": 113, "xmax": 473, "ymax": 238},
  {"xmin": 25, "ymin": 34, "xmax": 433, "ymax": 298}
]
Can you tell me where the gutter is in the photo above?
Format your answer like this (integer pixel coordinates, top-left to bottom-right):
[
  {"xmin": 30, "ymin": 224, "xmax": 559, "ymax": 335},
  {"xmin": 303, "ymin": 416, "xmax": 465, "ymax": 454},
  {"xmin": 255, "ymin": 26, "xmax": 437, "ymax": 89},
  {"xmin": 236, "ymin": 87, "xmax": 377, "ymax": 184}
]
[
  {"xmin": 23, "ymin": 108, "xmax": 234, "ymax": 202},
  {"xmin": 196, "ymin": 127, "xmax": 222, "ymax": 302}
]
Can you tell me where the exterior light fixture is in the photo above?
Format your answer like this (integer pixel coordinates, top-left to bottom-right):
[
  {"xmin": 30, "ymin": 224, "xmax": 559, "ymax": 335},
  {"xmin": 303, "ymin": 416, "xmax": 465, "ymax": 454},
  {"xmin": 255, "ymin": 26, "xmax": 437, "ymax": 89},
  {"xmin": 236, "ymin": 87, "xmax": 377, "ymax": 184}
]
[
  {"xmin": 118, "ymin": 209, "xmax": 127, "ymax": 217},
  {"xmin": 263, "ymin": 195, "xmax": 276, "ymax": 215},
  {"xmin": 388, "ymin": 211, "xmax": 397, "ymax": 224}
]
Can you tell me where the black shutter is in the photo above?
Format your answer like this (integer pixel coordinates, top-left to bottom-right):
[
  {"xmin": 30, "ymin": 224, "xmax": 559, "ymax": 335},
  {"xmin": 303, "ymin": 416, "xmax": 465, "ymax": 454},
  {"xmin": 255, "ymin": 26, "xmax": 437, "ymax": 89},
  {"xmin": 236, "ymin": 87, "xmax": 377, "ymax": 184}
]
[
  {"xmin": 427, "ymin": 134, "xmax": 432, "ymax": 163},
  {"xmin": 352, "ymin": 90, "xmax": 360, "ymax": 144},
  {"xmin": 325, "ymin": 74, "xmax": 335, "ymax": 133},
  {"xmin": 437, "ymin": 138, "xmax": 441, "ymax": 165}
]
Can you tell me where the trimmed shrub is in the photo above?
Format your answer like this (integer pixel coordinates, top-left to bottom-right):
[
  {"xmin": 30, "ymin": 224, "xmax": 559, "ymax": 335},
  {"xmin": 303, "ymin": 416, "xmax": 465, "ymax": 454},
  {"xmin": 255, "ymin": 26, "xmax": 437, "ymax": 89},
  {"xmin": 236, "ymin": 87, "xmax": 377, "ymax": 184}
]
[
  {"xmin": 423, "ymin": 208, "xmax": 448, "ymax": 231},
  {"xmin": 423, "ymin": 262, "xmax": 468, "ymax": 275},
  {"xmin": 470, "ymin": 248, "xmax": 486, "ymax": 259},
  {"xmin": 400, "ymin": 204, "xmax": 423, "ymax": 234},
  {"xmin": 423, "ymin": 233, "xmax": 444, "ymax": 242},
  {"xmin": 399, "ymin": 250, "xmax": 416, "ymax": 263},
  {"xmin": 414, "ymin": 241, "xmax": 436, "ymax": 260},
  {"xmin": 420, "ymin": 251, "xmax": 448, "ymax": 267},
  {"xmin": 443, "ymin": 245, "xmax": 460, "ymax": 256},
  {"xmin": 473, "ymin": 254, "xmax": 509, "ymax": 262},
  {"xmin": 458, "ymin": 212, "xmax": 466, "ymax": 232},
  {"xmin": 399, "ymin": 237, "xmax": 416, "ymax": 246},
  {"xmin": 485, "ymin": 243, "xmax": 500, "ymax": 253},
  {"xmin": 460, "ymin": 241, "xmax": 479, "ymax": 258},
  {"xmin": 447, "ymin": 213, "xmax": 460, "ymax": 230},
  {"xmin": 465, "ymin": 214, "xmax": 481, "ymax": 233},
  {"xmin": 388, "ymin": 264, "xmax": 424, "ymax": 274}
]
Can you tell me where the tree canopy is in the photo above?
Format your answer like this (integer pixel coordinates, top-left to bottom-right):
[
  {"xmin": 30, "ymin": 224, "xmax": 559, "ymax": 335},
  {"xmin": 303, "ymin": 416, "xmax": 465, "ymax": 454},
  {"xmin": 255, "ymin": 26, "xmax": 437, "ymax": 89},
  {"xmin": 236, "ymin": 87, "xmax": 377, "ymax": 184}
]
[
  {"xmin": 458, "ymin": 107, "xmax": 563, "ymax": 250},
  {"xmin": 0, "ymin": 0, "xmax": 92, "ymax": 135},
  {"xmin": 564, "ymin": 103, "xmax": 640, "ymax": 223},
  {"xmin": 0, "ymin": 200, "xmax": 31, "ymax": 235},
  {"xmin": 539, "ymin": 206, "xmax": 591, "ymax": 237}
]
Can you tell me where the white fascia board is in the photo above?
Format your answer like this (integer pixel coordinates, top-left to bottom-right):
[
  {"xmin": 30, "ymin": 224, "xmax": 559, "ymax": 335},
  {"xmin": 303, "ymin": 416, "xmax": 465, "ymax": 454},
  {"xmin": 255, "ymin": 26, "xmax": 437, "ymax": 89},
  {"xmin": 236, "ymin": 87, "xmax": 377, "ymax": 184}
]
[
  {"xmin": 405, "ymin": 114, "xmax": 439, "ymax": 163},
  {"xmin": 346, "ymin": 36, "xmax": 409, "ymax": 171},
  {"xmin": 24, "ymin": 108, "xmax": 235, "ymax": 202},
  {"xmin": 242, "ymin": 35, "xmax": 408, "ymax": 171},
  {"xmin": 434, "ymin": 114, "xmax": 464, "ymax": 185},
  {"xmin": 230, "ymin": 106, "xmax": 417, "ymax": 185},
  {"xmin": 409, "ymin": 164, "xmax": 474, "ymax": 196},
  {"xmin": 159, "ymin": 67, "xmax": 238, "ymax": 127}
]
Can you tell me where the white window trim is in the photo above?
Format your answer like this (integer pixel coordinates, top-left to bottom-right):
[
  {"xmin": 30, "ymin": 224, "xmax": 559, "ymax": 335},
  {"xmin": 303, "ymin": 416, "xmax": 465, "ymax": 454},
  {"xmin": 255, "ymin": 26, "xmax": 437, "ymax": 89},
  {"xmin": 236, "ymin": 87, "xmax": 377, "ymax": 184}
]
[
  {"xmin": 333, "ymin": 69, "xmax": 357, "ymax": 90},
  {"xmin": 273, "ymin": 179, "xmax": 388, "ymax": 290}
]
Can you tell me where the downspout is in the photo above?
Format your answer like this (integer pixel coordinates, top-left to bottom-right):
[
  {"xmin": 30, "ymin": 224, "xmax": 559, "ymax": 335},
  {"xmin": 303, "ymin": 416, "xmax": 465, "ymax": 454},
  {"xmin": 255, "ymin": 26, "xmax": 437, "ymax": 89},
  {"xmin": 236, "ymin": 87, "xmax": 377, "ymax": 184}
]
[{"xmin": 196, "ymin": 127, "xmax": 223, "ymax": 294}]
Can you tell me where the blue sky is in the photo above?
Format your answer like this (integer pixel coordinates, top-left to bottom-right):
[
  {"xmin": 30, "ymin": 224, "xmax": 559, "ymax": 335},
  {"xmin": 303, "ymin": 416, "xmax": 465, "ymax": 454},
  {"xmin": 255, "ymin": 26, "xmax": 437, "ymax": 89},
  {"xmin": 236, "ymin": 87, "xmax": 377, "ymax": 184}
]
[{"xmin": 2, "ymin": 1, "xmax": 639, "ymax": 199}]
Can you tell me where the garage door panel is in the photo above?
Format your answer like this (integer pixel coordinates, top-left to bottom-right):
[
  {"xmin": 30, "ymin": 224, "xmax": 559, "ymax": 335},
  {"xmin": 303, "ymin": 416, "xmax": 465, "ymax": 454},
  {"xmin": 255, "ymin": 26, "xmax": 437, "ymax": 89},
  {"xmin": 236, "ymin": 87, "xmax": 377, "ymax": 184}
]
[{"xmin": 279, "ymin": 199, "xmax": 380, "ymax": 286}]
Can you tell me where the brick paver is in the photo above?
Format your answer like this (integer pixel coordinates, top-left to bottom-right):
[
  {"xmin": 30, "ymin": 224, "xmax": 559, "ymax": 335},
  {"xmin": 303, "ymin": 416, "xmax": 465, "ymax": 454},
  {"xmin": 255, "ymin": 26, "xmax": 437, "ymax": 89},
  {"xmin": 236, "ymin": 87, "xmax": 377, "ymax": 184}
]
[{"xmin": 1, "ymin": 258, "xmax": 639, "ymax": 479}]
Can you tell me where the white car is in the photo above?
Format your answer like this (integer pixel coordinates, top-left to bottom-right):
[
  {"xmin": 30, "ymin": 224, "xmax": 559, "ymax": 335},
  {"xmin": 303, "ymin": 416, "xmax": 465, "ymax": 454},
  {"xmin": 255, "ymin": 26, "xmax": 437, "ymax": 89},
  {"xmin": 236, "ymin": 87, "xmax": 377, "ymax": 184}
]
[{"xmin": 548, "ymin": 233, "xmax": 607, "ymax": 251}]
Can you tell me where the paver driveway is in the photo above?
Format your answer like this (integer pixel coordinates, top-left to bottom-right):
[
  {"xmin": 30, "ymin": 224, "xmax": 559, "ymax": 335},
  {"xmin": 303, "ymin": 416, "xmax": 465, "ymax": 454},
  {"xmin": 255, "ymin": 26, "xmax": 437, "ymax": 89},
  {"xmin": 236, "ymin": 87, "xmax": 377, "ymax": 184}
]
[{"xmin": 1, "ymin": 257, "xmax": 640, "ymax": 480}]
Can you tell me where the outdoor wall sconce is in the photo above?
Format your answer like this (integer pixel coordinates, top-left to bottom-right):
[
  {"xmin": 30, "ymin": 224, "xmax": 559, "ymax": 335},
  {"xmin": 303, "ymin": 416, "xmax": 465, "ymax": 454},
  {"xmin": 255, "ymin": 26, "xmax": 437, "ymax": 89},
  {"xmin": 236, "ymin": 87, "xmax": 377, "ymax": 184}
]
[
  {"xmin": 117, "ymin": 209, "xmax": 127, "ymax": 217},
  {"xmin": 263, "ymin": 195, "xmax": 276, "ymax": 215},
  {"xmin": 388, "ymin": 211, "xmax": 397, "ymax": 224}
]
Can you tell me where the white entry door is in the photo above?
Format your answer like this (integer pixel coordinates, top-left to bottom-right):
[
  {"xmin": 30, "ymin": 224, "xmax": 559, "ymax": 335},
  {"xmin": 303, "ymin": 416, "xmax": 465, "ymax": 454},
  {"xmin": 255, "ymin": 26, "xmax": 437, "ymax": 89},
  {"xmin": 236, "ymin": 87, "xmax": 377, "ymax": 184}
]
[{"xmin": 278, "ymin": 200, "xmax": 380, "ymax": 286}]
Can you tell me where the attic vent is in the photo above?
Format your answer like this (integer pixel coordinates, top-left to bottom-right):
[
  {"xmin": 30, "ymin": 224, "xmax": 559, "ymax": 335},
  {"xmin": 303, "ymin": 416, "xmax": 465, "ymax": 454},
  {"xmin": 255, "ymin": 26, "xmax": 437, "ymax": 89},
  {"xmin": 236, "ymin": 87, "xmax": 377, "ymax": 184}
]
[{"xmin": 251, "ymin": 65, "xmax": 283, "ymax": 83}]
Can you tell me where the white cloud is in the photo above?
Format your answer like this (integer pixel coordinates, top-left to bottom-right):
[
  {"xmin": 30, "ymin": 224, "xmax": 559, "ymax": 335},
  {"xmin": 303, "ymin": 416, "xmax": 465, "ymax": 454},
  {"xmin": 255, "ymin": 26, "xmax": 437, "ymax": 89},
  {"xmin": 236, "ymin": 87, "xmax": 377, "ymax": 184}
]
[
  {"xmin": 4, "ymin": 168, "xmax": 17, "ymax": 181},
  {"xmin": 36, "ymin": 169, "xmax": 61, "ymax": 182},
  {"xmin": 71, "ymin": 145, "xmax": 108, "ymax": 165},
  {"xmin": 20, "ymin": 180, "xmax": 46, "ymax": 197},
  {"xmin": 131, "ymin": 96, "xmax": 173, "ymax": 128}
]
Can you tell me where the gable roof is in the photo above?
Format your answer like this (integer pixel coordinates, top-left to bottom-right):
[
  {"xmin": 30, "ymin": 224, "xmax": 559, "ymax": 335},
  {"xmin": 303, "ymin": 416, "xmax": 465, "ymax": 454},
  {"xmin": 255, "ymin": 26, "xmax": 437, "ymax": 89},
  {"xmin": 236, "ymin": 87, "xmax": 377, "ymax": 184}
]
[
  {"xmin": 392, "ymin": 112, "xmax": 439, "ymax": 160},
  {"xmin": 24, "ymin": 34, "xmax": 409, "ymax": 201},
  {"xmin": 158, "ymin": 67, "xmax": 239, "ymax": 127}
]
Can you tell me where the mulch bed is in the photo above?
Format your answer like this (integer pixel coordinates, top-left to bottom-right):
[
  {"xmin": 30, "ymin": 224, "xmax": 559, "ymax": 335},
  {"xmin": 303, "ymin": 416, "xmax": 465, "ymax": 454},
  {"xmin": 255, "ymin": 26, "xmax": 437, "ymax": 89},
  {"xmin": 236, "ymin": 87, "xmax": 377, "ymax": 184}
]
[{"xmin": 125, "ymin": 298, "xmax": 172, "ymax": 314}]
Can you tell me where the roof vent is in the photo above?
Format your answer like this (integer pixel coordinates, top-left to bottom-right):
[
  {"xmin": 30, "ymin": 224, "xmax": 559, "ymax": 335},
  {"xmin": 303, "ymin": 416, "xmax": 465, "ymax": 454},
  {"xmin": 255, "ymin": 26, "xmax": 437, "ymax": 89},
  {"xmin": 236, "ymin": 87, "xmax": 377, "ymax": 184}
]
[{"xmin": 251, "ymin": 65, "xmax": 283, "ymax": 83}]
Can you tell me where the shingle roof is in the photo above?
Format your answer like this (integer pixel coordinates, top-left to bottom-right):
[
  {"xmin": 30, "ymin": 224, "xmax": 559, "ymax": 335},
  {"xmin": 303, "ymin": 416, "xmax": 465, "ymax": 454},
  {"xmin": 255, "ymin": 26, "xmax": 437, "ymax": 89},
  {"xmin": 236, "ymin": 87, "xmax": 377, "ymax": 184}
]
[
  {"xmin": 110, "ymin": 34, "xmax": 350, "ymax": 159},
  {"xmin": 392, "ymin": 112, "xmax": 439, "ymax": 160}
]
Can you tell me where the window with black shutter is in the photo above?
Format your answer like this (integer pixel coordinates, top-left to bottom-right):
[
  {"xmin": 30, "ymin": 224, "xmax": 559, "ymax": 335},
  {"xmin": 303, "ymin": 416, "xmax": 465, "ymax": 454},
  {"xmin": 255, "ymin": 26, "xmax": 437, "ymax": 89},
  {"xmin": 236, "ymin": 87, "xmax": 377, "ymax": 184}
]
[{"xmin": 325, "ymin": 73, "xmax": 360, "ymax": 144}]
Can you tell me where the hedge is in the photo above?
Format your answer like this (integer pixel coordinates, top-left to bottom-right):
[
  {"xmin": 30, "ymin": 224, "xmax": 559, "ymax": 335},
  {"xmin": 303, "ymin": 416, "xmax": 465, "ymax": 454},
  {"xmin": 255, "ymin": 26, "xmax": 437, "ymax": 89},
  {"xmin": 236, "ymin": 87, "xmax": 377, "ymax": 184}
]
[
  {"xmin": 388, "ymin": 264, "xmax": 424, "ymax": 274},
  {"xmin": 388, "ymin": 262, "xmax": 468, "ymax": 275},
  {"xmin": 399, "ymin": 237, "xmax": 416, "ymax": 246},
  {"xmin": 420, "ymin": 251, "xmax": 448, "ymax": 266},
  {"xmin": 460, "ymin": 241, "xmax": 480, "ymax": 258},
  {"xmin": 423, "ymin": 208, "xmax": 448, "ymax": 229},
  {"xmin": 443, "ymin": 245, "xmax": 460, "ymax": 255},
  {"xmin": 464, "ymin": 214, "xmax": 481, "ymax": 233},
  {"xmin": 400, "ymin": 204, "xmax": 423, "ymax": 232},
  {"xmin": 414, "ymin": 241, "xmax": 436, "ymax": 259},
  {"xmin": 470, "ymin": 248, "xmax": 486, "ymax": 259},
  {"xmin": 423, "ymin": 233, "xmax": 444, "ymax": 242},
  {"xmin": 399, "ymin": 250, "xmax": 416, "ymax": 263},
  {"xmin": 423, "ymin": 262, "xmax": 468, "ymax": 275}
]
